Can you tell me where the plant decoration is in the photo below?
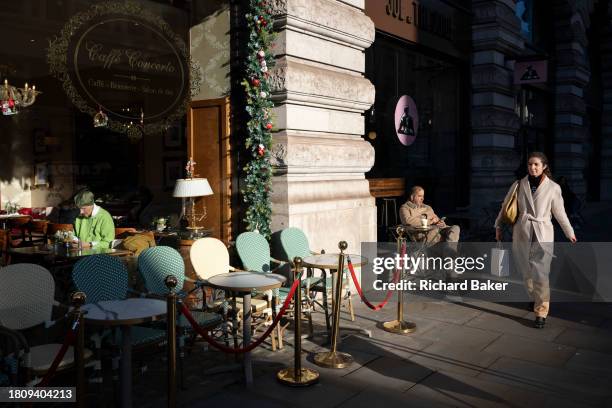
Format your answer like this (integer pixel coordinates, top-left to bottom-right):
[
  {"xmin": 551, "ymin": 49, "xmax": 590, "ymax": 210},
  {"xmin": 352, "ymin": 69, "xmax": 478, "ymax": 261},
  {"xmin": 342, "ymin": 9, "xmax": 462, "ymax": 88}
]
[
  {"xmin": 54, "ymin": 230, "xmax": 75, "ymax": 243},
  {"xmin": 241, "ymin": 0, "xmax": 275, "ymax": 239},
  {"xmin": 4, "ymin": 201, "xmax": 20, "ymax": 214}
]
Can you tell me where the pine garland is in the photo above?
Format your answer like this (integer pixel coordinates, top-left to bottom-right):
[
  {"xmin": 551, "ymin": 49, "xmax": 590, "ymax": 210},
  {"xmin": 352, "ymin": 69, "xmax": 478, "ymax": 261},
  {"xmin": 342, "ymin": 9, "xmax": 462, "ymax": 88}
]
[{"xmin": 241, "ymin": 0, "xmax": 275, "ymax": 238}]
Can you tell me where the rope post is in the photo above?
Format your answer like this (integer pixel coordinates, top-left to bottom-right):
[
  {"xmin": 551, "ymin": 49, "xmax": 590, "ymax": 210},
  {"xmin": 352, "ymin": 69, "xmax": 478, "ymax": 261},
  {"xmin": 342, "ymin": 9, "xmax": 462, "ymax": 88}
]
[
  {"xmin": 382, "ymin": 226, "xmax": 416, "ymax": 334},
  {"xmin": 71, "ymin": 291, "xmax": 86, "ymax": 408},
  {"xmin": 165, "ymin": 275, "xmax": 178, "ymax": 408},
  {"xmin": 314, "ymin": 241, "xmax": 354, "ymax": 369},
  {"xmin": 277, "ymin": 257, "xmax": 319, "ymax": 386}
]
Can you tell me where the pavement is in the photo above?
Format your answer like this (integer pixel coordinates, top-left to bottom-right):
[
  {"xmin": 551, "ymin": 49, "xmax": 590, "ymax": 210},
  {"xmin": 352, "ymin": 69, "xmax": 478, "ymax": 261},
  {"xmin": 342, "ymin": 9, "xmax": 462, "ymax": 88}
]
[{"xmin": 93, "ymin": 202, "xmax": 612, "ymax": 407}]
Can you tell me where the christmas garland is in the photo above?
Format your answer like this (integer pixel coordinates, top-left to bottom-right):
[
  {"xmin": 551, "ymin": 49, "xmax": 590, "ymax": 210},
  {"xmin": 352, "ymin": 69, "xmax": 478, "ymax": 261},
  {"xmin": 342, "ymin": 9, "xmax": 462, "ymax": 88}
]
[{"xmin": 241, "ymin": 0, "xmax": 275, "ymax": 238}]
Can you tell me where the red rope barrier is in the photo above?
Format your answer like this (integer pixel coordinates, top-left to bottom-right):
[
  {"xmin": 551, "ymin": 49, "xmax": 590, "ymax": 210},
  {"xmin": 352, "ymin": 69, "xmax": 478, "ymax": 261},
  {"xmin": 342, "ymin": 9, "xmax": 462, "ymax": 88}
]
[
  {"xmin": 37, "ymin": 318, "xmax": 79, "ymax": 387},
  {"xmin": 179, "ymin": 273, "xmax": 301, "ymax": 354},
  {"xmin": 346, "ymin": 243, "xmax": 406, "ymax": 311}
]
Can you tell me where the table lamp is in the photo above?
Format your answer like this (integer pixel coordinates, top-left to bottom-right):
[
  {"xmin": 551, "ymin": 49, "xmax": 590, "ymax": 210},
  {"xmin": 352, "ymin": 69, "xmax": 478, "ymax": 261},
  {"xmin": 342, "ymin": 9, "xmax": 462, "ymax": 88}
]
[{"xmin": 172, "ymin": 178, "xmax": 213, "ymax": 231}]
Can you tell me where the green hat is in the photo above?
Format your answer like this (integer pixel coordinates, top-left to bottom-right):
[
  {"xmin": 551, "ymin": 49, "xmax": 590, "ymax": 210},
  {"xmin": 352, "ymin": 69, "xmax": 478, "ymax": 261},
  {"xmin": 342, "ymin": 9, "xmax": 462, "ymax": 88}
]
[{"xmin": 74, "ymin": 190, "xmax": 95, "ymax": 207}]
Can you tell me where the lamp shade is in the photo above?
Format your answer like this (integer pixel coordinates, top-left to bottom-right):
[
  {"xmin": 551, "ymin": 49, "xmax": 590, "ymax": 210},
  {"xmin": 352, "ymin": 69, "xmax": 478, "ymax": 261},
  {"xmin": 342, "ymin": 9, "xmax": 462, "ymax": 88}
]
[{"xmin": 172, "ymin": 178, "xmax": 213, "ymax": 198}]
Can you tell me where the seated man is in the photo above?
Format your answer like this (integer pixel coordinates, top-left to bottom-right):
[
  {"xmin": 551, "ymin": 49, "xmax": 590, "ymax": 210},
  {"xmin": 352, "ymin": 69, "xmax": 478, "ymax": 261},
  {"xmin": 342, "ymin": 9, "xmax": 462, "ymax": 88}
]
[
  {"xmin": 399, "ymin": 185, "xmax": 460, "ymax": 245},
  {"xmin": 73, "ymin": 190, "xmax": 115, "ymax": 249}
]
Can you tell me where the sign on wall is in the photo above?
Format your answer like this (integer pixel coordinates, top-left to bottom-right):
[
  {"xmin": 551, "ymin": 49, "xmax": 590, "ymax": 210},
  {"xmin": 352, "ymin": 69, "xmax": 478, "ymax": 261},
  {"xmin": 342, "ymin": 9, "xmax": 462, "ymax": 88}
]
[
  {"xmin": 394, "ymin": 95, "xmax": 419, "ymax": 146},
  {"xmin": 48, "ymin": 1, "xmax": 200, "ymax": 135},
  {"xmin": 514, "ymin": 60, "xmax": 548, "ymax": 85}
]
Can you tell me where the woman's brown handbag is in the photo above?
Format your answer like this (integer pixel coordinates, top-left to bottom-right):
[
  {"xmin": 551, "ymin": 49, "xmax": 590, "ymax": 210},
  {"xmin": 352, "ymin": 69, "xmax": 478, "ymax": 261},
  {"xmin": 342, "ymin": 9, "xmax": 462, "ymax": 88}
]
[{"xmin": 501, "ymin": 182, "xmax": 519, "ymax": 225}]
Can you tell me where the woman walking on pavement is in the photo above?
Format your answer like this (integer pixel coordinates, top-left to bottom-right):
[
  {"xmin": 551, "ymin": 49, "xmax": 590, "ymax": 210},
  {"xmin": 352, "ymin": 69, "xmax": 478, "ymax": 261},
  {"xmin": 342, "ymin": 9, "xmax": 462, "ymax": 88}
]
[{"xmin": 495, "ymin": 152, "xmax": 577, "ymax": 329}]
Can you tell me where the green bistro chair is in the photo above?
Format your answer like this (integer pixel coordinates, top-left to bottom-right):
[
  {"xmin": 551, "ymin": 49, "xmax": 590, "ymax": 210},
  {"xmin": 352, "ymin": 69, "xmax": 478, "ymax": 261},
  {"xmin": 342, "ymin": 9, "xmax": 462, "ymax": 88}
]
[
  {"xmin": 138, "ymin": 246, "xmax": 223, "ymax": 386},
  {"xmin": 235, "ymin": 231, "xmax": 313, "ymax": 346},
  {"xmin": 72, "ymin": 255, "xmax": 167, "ymax": 390},
  {"xmin": 278, "ymin": 227, "xmax": 331, "ymax": 333},
  {"xmin": 279, "ymin": 228, "xmax": 355, "ymax": 324}
]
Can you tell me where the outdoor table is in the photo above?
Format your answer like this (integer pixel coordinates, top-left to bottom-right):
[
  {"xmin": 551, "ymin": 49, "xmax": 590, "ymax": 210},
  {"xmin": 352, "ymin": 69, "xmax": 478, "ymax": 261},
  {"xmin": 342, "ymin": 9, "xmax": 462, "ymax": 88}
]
[
  {"xmin": 302, "ymin": 253, "xmax": 367, "ymax": 311},
  {"xmin": 81, "ymin": 298, "xmax": 166, "ymax": 408},
  {"xmin": 207, "ymin": 271, "xmax": 286, "ymax": 386},
  {"xmin": 302, "ymin": 253, "xmax": 368, "ymax": 340}
]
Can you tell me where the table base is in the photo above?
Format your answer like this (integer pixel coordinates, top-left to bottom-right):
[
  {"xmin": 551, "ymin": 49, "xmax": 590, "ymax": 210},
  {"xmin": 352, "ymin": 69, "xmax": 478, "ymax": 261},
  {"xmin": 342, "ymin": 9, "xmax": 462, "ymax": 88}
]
[
  {"xmin": 277, "ymin": 368, "xmax": 319, "ymax": 387},
  {"xmin": 313, "ymin": 351, "xmax": 353, "ymax": 369},
  {"xmin": 382, "ymin": 319, "xmax": 417, "ymax": 334}
]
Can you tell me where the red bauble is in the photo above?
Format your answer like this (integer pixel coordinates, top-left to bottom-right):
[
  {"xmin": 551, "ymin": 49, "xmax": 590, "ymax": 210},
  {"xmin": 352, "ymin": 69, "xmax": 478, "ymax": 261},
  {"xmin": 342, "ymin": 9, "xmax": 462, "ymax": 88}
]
[
  {"xmin": 251, "ymin": 78, "xmax": 260, "ymax": 87},
  {"xmin": 265, "ymin": 123, "xmax": 273, "ymax": 130},
  {"xmin": 262, "ymin": 20, "xmax": 268, "ymax": 27}
]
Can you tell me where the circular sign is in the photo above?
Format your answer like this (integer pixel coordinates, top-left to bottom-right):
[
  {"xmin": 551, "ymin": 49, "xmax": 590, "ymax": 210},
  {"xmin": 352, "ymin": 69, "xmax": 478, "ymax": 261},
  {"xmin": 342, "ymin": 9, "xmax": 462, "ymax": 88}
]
[
  {"xmin": 394, "ymin": 95, "xmax": 419, "ymax": 146},
  {"xmin": 73, "ymin": 18, "xmax": 186, "ymax": 122},
  {"xmin": 48, "ymin": 1, "xmax": 200, "ymax": 135}
]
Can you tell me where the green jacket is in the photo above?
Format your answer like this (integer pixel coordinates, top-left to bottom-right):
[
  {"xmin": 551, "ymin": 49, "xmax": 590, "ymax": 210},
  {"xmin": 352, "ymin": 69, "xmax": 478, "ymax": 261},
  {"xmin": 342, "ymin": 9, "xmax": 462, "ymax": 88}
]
[{"xmin": 74, "ymin": 205, "xmax": 115, "ymax": 248}]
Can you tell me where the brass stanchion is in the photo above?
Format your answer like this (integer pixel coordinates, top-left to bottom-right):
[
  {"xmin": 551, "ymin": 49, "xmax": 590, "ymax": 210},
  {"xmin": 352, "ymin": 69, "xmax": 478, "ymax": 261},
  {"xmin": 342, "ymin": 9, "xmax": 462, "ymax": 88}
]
[
  {"xmin": 314, "ymin": 241, "xmax": 354, "ymax": 369},
  {"xmin": 71, "ymin": 291, "xmax": 86, "ymax": 408},
  {"xmin": 277, "ymin": 257, "xmax": 320, "ymax": 386},
  {"xmin": 165, "ymin": 276, "xmax": 178, "ymax": 408},
  {"xmin": 382, "ymin": 226, "xmax": 416, "ymax": 334}
]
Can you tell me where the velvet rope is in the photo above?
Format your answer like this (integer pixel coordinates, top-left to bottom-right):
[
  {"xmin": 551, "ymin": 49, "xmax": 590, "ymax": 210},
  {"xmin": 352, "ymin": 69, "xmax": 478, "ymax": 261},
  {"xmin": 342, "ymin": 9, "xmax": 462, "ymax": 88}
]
[
  {"xmin": 346, "ymin": 242, "xmax": 406, "ymax": 311},
  {"xmin": 178, "ymin": 272, "xmax": 302, "ymax": 354},
  {"xmin": 37, "ymin": 317, "xmax": 80, "ymax": 387}
]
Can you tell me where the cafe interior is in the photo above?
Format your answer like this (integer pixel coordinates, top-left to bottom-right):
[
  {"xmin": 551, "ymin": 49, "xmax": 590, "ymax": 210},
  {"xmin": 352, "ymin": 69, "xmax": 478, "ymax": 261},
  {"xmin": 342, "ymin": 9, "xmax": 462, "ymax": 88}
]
[{"xmin": 0, "ymin": 0, "xmax": 338, "ymax": 404}]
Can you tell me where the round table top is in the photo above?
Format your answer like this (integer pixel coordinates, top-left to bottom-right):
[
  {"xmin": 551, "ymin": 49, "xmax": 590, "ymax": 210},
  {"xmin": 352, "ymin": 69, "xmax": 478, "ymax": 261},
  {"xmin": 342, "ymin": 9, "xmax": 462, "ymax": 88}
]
[
  {"xmin": 81, "ymin": 298, "xmax": 166, "ymax": 326},
  {"xmin": 207, "ymin": 271, "xmax": 286, "ymax": 292},
  {"xmin": 404, "ymin": 225, "xmax": 439, "ymax": 232},
  {"xmin": 302, "ymin": 253, "xmax": 367, "ymax": 269}
]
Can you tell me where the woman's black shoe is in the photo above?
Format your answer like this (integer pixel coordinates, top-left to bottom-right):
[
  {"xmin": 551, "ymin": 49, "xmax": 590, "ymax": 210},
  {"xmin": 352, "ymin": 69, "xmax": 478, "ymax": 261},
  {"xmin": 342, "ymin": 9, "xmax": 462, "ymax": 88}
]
[{"xmin": 534, "ymin": 316, "xmax": 546, "ymax": 329}]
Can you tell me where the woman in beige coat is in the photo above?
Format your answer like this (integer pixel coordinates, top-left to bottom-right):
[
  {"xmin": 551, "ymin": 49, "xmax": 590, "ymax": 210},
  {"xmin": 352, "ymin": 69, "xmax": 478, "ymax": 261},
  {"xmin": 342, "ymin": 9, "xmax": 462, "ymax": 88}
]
[{"xmin": 495, "ymin": 152, "xmax": 577, "ymax": 328}]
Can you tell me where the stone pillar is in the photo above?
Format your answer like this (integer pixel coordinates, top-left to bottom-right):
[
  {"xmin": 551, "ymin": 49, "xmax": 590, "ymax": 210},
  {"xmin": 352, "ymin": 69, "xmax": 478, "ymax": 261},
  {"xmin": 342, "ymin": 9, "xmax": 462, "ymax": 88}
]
[
  {"xmin": 268, "ymin": 0, "xmax": 376, "ymax": 253},
  {"xmin": 470, "ymin": 0, "xmax": 524, "ymax": 211},
  {"xmin": 553, "ymin": 3, "xmax": 591, "ymax": 196},
  {"xmin": 601, "ymin": 17, "xmax": 612, "ymax": 199}
]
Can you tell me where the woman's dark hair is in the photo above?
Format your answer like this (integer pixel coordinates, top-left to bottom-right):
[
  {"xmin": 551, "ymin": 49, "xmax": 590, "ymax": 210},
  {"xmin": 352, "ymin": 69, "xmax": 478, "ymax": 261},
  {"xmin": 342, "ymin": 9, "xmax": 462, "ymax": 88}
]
[{"xmin": 528, "ymin": 151, "xmax": 553, "ymax": 178}]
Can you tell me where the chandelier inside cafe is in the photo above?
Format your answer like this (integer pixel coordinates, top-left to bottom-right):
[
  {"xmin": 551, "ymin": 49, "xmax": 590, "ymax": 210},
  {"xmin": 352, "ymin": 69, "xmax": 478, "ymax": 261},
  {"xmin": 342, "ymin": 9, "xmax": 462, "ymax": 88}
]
[{"xmin": 1, "ymin": 78, "xmax": 41, "ymax": 116}]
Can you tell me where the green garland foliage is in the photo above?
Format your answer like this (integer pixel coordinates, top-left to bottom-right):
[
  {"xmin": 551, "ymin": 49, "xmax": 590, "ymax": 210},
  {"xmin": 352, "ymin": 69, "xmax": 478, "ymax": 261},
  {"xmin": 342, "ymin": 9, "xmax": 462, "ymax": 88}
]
[{"xmin": 241, "ymin": 0, "xmax": 275, "ymax": 238}]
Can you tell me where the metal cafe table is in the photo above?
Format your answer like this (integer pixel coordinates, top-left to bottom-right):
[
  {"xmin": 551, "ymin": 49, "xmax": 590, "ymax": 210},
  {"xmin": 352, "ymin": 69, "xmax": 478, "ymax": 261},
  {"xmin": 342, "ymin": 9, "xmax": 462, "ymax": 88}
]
[
  {"xmin": 207, "ymin": 271, "xmax": 286, "ymax": 386},
  {"xmin": 302, "ymin": 252, "xmax": 368, "ymax": 368},
  {"xmin": 9, "ymin": 245, "xmax": 132, "ymax": 261},
  {"xmin": 81, "ymin": 298, "xmax": 166, "ymax": 408},
  {"xmin": 302, "ymin": 253, "xmax": 367, "ymax": 327}
]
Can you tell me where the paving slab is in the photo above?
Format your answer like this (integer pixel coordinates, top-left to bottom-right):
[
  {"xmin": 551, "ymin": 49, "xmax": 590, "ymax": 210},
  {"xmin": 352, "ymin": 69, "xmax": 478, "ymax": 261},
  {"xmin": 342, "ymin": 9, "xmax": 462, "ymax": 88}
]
[
  {"xmin": 417, "ymin": 321, "xmax": 501, "ymax": 349},
  {"xmin": 564, "ymin": 348, "xmax": 612, "ymax": 378},
  {"xmin": 336, "ymin": 332, "xmax": 433, "ymax": 361},
  {"xmin": 482, "ymin": 334, "xmax": 576, "ymax": 367},
  {"xmin": 404, "ymin": 301, "xmax": 484, "ymax": 324},
  {"xmin": 408, "ymin": 343, "xmax": 500, "ymax": 377},
  {"xmin": 238, "ymin": 364, "xmax": 363, "ymax": 408},
  {"xmin": 477, "ymin": 357, "xmax": 610, "ymax": 404},
  {"xmin": 405, "ymin": 369, "xmax": 549, "ymax": 408},
  {"xmin": 553, "ymin": 327, "xmax": 612, "ymax": 353},
  {"xmin": 343, "ymin": 356, "xmax": 434, "ymax": 392},
  {"xmin": 461, "ymin": 300, "xmax": 533, "ymax": 318},
  {"xmin": 337, "ymin": 387, "xmax": 453, "ymax": 408},
  {"xmin": 466, "ymin": 312, "xmax": 566, "ymax": 341}
]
